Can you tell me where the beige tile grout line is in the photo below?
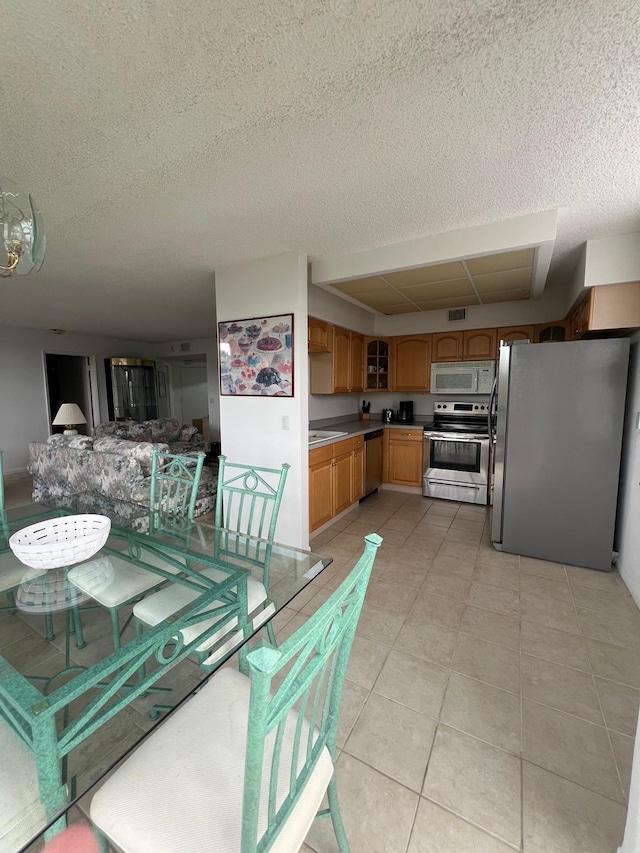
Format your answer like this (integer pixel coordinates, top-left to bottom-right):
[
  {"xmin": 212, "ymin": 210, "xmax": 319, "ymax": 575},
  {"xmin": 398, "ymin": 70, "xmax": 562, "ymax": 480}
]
[{"xmin": 564, "ymin": 565, "xmax": 630, "ymax": 807}]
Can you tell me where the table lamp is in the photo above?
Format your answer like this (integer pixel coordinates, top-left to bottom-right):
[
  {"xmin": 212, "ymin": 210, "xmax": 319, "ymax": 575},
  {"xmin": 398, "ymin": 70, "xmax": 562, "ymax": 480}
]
[{"xmin": 52, "ymin": 403, "xmax": 87, "ymax": 435}]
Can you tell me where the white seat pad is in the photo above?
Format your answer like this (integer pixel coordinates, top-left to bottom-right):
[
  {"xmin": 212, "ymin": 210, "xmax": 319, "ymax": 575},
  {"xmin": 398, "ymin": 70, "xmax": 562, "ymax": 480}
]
[
  {"xmin": 0, "ymin": 550, "xmax": 45, "ymax": 595},
  {"xmin": 68, "ymin": 552, "xmax": 181, "ymax": 608},
  {"xmin": 0, "ymin": 723, "xmax": 46, "ymax": 853},
  {"xmin": 134, "ymin": 572, "xmax": 269, "ymax": 653},
  {"xmin": 91, "ymin": 668, "xmax": 334, "ymax": 853}
]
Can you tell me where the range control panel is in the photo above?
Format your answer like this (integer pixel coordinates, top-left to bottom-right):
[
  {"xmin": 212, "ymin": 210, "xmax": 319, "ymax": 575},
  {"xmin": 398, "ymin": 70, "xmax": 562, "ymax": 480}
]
[{"xmin": 434, "ymin": 401, "xmax": 489, "ymax": 414}]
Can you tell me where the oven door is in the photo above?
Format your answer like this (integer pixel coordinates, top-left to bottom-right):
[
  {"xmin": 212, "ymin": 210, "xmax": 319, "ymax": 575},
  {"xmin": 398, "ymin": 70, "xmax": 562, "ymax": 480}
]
[{"xmin": 423, "ymin": 432, "xmax": 489, "ymax": 504}]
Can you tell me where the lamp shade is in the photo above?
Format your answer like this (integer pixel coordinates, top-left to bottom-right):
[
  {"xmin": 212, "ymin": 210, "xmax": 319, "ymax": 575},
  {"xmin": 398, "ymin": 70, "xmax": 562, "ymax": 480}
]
[{"xmin": 52, "ymin": 403, "xmax": 87, "ymax": 433}]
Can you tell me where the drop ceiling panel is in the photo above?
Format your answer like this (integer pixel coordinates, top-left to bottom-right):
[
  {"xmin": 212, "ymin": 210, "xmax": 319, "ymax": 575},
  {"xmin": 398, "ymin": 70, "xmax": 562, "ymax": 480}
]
[
  {"xmin": 384, "ymin": 261, "xmax": 467, "ymax": 287},
  {"xmin": 416, "ymin": 295, "xmax": 481, "ymax": 311},
  {"xmin": 383, "ymin": 303, "xmax": 421, "ymax": 314},
  {"xmin": 473, "ymin": 268, "xmax": 532, "ymax": 293},
  {"xmin": 332, "ymin": 276, "xmax": 387, "ymax": 295},
  {"xmin": 324, "ymin": 245, "xmax": 544, "ymax": 315},
  {"xmin": 465, "ymin": 249, "xmax": 535, "ymax": 276},
  {"xmin": 356, "ymin": 288, "xmax": 413, "ymax": 307},
  {"xmin": 480, "ymin": 289, "xmax": 530, "ymax": 303},
  {"xmin": 400, "ymin": 279, "xmax": 474, "ymax": 301}
]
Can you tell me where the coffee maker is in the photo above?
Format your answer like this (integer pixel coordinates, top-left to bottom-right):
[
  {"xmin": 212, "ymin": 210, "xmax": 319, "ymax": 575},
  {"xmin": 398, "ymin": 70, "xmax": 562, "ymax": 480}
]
[{"xmin": 396, "ymin": 400, "xmax": 414, "ymax": 423}]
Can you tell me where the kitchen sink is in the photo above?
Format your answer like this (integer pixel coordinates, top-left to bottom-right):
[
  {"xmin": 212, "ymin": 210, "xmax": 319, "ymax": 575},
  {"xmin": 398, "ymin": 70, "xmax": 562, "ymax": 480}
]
[{"xmin": 308, "ymin": 430, "xmax": 349, "ymax": 445}]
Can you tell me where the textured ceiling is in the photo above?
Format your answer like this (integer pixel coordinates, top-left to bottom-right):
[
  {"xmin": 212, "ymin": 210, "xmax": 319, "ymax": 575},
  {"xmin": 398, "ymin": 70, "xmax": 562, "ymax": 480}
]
[{"xmin": 1, "ymin": 0, "xmax": 640, "ymax": 341}]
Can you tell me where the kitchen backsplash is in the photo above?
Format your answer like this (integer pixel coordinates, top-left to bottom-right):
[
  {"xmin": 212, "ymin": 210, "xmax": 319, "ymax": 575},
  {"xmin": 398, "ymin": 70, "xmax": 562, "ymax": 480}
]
[{"xmin": 308, "ymin": 391, "xmax": 490, "ymax": 421}]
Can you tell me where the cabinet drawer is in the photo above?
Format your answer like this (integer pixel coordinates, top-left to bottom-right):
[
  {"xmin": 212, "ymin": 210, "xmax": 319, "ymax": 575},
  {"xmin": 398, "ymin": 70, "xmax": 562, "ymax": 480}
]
[
  {"xmin": 387, "ymin": 428, "xmax": 423, "ymax": 442},
  {"xmin": 309, "ymin": 444, "xmax": 335, "ymax": 465},
  {"xmin": 353, "ymin": 435, "xmax": 364, "ymax": 450}
]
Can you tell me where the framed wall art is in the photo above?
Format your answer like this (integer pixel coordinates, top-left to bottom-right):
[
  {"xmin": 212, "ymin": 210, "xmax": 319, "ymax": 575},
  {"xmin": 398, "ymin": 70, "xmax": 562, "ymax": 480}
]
[{"xmin": 218, "ymin": 313, "xmax": 294, "ymax": 396}]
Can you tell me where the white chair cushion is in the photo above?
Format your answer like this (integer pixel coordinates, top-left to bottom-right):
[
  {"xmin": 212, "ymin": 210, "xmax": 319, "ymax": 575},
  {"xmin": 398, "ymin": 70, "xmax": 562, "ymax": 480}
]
[
  {"xmin": 0, "ymin": 723, "xmax": 46, "ymax": 853},
  {"xmin": 133, "ymin": 570, "xmax": 269, "ymax": 653},
  {"xmin": 68, "ymin": 552, "xmax": 181, "ymax": 608},
  {"xmin": 91, "ymin": 668, "xmax": 333, "ymax": 853},
  {"xmin": 0, "ymin": 550, "xmax": 45, "ymax": 595}
]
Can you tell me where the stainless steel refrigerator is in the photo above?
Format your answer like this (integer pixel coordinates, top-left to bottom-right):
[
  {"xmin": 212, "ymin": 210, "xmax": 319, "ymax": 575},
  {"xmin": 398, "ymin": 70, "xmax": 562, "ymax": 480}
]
[{"xmin": 491, "ymin": 338, "xmax": 630, "ymax": 571}]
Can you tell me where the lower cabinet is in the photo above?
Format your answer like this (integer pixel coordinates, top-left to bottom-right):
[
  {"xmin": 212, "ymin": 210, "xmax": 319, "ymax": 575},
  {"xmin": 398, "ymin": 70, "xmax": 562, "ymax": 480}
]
[
  {"xmin": 383, "ymin": 428, "xmax": 424, "ymax": 487},
  {"xmin": 309, "ymin": 436, "xmax": 364, "ymax": 532}
]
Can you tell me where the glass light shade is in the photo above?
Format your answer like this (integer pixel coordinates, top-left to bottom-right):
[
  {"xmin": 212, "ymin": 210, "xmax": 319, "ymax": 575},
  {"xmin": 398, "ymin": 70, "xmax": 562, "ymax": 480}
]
[
  {"xmin": 52, "ymin": 403, "xmax": 87, "ymax": 428},
  {"xmin": 0, "ymin": 177, "xmax": 46, "ymax": 277}
]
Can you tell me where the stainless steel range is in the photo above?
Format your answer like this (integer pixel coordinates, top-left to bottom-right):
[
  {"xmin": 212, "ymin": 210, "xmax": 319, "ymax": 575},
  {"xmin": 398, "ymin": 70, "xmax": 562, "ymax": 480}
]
[{"xmin": 422, "ymin": 401, "xmax": 490, "ymax": 505}]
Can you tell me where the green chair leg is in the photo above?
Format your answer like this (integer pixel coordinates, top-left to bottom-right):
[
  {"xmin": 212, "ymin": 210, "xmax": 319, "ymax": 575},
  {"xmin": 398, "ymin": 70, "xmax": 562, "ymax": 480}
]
[{"xmin": 328, "ymin": 775, "xmax": 350, "ymax": 853}]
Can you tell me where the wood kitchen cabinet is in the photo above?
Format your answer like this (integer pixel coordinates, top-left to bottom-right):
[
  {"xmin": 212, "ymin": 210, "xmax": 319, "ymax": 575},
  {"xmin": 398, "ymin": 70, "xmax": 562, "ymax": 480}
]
[
  {"xmin": 365, "ymin": 338, "xmax": 392, "ymax": 390},
  {"xmin": 393, "ymin": 335, "xmax": 431, "ymax": 391},
  {"xmin": 463, "ymin": 328, "xmax": 498, "ymax": 360},
  {"xmin": 497, "ymin": 325, "xmax": 535, "ymax": 344},
  {"xmin": 309, "ymin": 436, "xmax": 364, "ymax": 531},
  {"xmin": 383, "ymin": 428, "xmax": 423, "ymax": 488},
  {"xmin": 534, "ymin": 320, "xmax": 567, "ymax": 343},
  {"xmin": 568, "ymin": 283, "xmax": 640, "ymax": 339},
  {"xmin": 308, "ymin": 317, "xmax": 330, "ymax": 352},
  {"xmin": 310, "ymin": 326, "xmax": 364, "ymax": 394},
  {"xmin": 431, "ymin": 331, "xmax": 463, "ymax": 362}
]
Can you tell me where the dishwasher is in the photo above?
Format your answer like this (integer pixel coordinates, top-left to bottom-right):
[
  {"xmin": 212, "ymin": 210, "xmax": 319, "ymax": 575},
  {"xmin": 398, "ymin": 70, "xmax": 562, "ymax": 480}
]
[{"xmin": 363, "ymin": 429, "xmax": 383, "ymax": 499}]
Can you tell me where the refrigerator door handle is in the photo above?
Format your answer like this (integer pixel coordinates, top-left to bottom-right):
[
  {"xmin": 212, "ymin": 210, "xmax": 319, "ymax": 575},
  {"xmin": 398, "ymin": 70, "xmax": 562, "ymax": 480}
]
[{"xmin": 488, "ymin": 376, "xmax": 497, "ymax": 442}]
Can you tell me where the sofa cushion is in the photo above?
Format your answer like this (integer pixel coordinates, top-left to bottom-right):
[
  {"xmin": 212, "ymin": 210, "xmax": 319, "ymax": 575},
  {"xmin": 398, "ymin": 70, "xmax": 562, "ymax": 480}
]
[
  {"xmin": 130, "ymin": 465, "xmax": 217, "ymax": 505},
  {"xmin": 93, "ymin": 437, "xmax": 169, "ymax": 476},
  {"xmin": 144, "ymin": 418, "xmax": 180, "ymax": 443},
  {"xmin": 94, "ymin": 422, "xmax": 152, "ymax": 442},
  {"xmin": 178, "ymin": 425, "xmax": 198, "ymax": 442},
  {"xmin": 47, "ymin": 434, "xmax": 94, "ymax": 450}
]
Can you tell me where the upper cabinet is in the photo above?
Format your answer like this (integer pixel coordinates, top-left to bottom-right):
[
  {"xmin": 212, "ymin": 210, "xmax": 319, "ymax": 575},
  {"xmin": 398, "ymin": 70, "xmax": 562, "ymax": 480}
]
[
  {"xmin": 365, "ymin": 339, "xmax": 392, "ymax": 391},
  {"xmin": 462, "ymin": 328, "xmax": 498, "ymax": 360},
  {"xmin": 431, "ymin": 332, "xmax": 463, "ymax": 362},
  {"xmin": 393, "ymin": 335, "xmax": 431, "ymax": 391},
  {"xmin": 310, "ymin": 324, "xmax": 364, "ymax": 394},
  {"xmin": 569, "ymin": 283, "xmax": 640, "ymax": 340},
  {"xmin": 498, "ymin": 325, "xmax": 535, "ymax": 344},
  {"xmin": 409, "ymin": 329, "xmax": 498, "ymax": 364},
  {"xmin": 308, "ymin": 317, "xmax": 330, "ymax": 352},
  {"xmin": 534, "ymin": 321, "xmax": 567, "ymax": 343}
]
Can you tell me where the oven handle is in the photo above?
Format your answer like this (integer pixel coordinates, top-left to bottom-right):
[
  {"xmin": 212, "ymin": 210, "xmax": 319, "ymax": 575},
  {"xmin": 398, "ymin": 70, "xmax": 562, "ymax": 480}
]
[
  {"xmin": 426, "ymin": 480, "xmax": 482, "ymax": 490},
  {"xmin": 425, "ymin": 434, "xmax": 488, "ymax": 444}
]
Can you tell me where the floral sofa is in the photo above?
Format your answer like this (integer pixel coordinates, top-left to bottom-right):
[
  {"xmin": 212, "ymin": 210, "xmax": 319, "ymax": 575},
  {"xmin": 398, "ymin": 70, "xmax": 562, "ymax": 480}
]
[
  {"xmin": 93, "ymin": 418, "xmax": 206, "ymax": 456},
  {"xmin": 29, "ymin": 434, "xmax": 217, "ymax": 529}
]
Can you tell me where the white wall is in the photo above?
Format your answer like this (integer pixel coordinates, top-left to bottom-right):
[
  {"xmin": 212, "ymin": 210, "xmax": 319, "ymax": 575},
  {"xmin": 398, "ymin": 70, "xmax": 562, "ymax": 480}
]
[
  {"xmin": 585, "ymin": 232, "xmax": 640, "ymax": 288},
  {"xmin": 0, "ymin": 325, "xmax": 154, "ymax": 472},
  {"xmin": 308, "ymin": 282, "xmax": 376, "ymax": 336},
  {"xmin": 216, "ymin": 252, "xmax": 309, "ymax": 549},
  {"xmin": 616, "ymin": 331, "xmax": 640, "ymax": 604}
]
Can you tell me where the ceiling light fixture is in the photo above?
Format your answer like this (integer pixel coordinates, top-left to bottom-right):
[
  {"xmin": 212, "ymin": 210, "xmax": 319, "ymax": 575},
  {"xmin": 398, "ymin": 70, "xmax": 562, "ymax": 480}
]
[{"xmin": 0, "ymin": 177, "xmax": 46, "ymax": 278}]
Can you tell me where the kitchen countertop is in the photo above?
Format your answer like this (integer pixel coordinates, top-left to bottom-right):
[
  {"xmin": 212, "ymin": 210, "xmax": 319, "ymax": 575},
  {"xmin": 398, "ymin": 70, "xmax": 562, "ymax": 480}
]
[{"xmin": 308, "ymin": 419, "xmax": 432, "ymax": 449}]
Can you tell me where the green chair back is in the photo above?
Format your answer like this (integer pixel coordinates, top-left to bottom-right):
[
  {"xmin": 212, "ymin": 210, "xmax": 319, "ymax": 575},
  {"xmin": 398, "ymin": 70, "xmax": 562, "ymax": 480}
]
[
  {"xmin": 149, "ymin": 450, "xmax": 205, "ymax": 524},
  {"xmin": 215, "ymin": 456, "xmax": 290, "ymax": 543},
  {"xmin": 241, "ymin": 532, "xmax": 382, "ymax": 853}
]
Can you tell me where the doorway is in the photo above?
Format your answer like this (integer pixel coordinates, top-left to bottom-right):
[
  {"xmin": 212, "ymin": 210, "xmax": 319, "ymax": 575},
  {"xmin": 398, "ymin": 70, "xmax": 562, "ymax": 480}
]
[{"xmin": 45, "ymin": 354, "xmax": 95, "ymax": 435}]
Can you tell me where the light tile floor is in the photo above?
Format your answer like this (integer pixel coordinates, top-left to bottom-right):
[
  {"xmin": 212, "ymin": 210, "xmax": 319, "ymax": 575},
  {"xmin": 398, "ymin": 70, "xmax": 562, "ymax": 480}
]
[
  {"xmin": 6, "ymin": 475, "xmax": 639, "ymax": 852},
  {"xmin": 292, "ymin": 489, "xmax": 639, "ymax": 853}
]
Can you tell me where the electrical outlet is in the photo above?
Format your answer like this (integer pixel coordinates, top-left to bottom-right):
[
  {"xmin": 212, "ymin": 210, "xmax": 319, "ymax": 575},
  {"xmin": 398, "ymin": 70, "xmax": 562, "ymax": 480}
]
[{"xmin": 282, "ymin": 415, "xmax": 290, "ymax": 431}]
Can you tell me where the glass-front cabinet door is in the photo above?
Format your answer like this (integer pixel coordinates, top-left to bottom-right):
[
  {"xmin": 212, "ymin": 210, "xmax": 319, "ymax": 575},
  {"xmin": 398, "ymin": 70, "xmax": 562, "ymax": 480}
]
[{"xmin": 366, "ymin": 339, "xmax": 390, "ymax": 390}]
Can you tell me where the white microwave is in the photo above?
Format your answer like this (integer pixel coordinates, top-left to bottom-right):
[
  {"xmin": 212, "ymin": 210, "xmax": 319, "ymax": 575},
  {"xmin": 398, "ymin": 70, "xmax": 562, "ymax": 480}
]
[{"xmin": 431, "ymin": 360, "xmax": 495, "ymax": 395}]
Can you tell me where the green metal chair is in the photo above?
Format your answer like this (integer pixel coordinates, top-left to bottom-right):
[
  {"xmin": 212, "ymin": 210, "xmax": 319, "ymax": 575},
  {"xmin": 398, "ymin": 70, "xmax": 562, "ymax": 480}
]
[
  {"xmin": 91, "ymin": 532, "xmax": 382, "ymax": 853},
  {"xmin": 68, "ymin": 449, "xmax": 206, "ymax": 650},
  {"xmin": 132, "ymin": 457, "xmax": 290, "ymax": 665}
]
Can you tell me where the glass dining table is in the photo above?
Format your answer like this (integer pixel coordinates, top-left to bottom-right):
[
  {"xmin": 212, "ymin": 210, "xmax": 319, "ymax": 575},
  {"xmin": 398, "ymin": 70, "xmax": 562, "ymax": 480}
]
[{"xmin": 0, "ymin": 500, "xmax": 332, "ymax": 852}]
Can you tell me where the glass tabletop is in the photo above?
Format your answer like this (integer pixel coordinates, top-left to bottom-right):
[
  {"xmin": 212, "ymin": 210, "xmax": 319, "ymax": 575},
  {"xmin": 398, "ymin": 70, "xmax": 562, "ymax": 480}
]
[{"xmin": 0, "ymin": 502, "xmax": 331, "ymax": 851}]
